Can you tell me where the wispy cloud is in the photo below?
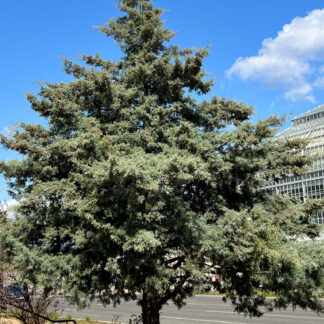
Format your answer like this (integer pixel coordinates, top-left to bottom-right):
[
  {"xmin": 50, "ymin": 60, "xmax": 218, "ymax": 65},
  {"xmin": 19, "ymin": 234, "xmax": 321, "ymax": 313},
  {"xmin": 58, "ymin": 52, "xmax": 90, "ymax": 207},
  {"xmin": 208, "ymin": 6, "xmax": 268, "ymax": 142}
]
[
  {"xmin": 1, "ymin": 125, "xmax": 16, "ymax": 137},
  {"xmin": 0, "ymin": 199, "xmax": 18, "ymax": 211},
  {"xmin": 227, "ymin": 9, "xmax": 324, "ymax": 102},
  {"xmin": 1, "ymin": 126, "xmax": 11, "ymax": 136}
]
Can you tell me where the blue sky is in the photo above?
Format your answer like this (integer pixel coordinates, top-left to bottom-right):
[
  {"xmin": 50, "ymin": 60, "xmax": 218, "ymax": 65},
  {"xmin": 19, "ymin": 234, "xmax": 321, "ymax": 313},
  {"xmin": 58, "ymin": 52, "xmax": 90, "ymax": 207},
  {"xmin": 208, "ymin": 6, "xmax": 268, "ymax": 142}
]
[{"xmin": 1, "ymin": 0, "xmax": 324, "ymax": 200}]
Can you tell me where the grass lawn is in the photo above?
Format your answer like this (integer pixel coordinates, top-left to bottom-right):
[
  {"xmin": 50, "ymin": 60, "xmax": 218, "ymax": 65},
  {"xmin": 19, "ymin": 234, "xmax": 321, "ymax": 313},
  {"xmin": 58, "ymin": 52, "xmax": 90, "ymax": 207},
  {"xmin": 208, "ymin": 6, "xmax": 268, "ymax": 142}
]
[{"xmin": 0, "ymin": 319, "xmax": 117, "ymax": 324}]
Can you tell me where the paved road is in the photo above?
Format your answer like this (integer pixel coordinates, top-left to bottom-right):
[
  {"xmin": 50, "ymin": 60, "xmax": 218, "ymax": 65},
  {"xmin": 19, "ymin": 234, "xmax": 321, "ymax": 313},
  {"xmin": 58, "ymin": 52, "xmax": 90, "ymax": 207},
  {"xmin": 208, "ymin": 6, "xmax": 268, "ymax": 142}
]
[{"xmin": 58, "ymin": 295, "xmax": 324, "ymax": 324}]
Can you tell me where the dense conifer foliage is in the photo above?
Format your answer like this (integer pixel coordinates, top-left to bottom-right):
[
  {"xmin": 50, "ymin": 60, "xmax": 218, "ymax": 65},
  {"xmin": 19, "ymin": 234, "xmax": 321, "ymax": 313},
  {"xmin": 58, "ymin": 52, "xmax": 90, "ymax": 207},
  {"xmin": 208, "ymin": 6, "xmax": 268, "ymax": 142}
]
[{"xmin": 0, "ymin": 1, "xmax": 323, "ymax": 323}]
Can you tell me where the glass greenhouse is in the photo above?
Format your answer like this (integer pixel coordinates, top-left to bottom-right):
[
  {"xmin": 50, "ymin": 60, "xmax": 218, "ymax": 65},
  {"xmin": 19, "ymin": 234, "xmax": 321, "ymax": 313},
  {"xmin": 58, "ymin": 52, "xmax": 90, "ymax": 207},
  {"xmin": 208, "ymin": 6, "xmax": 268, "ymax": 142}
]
[{"xmin": 265, "ymin": 105, "xmax": 324, "ymax": 225}]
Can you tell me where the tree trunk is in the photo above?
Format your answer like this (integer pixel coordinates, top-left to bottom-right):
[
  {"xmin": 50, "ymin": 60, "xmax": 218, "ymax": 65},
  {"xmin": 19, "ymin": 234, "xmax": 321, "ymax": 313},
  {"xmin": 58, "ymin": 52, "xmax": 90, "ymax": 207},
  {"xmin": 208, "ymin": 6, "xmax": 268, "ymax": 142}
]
[{"xmin": 141, "ymin": 293, "xmax": 161, "ymax": 324}]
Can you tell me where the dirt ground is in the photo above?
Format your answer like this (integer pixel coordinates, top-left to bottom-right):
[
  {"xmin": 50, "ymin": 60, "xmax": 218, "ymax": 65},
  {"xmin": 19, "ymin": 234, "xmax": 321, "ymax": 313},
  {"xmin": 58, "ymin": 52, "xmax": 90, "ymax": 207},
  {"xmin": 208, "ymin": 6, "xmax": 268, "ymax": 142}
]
[{"xmin": 0, "ymin": 319, "xmax": 21, "ymax": 324}]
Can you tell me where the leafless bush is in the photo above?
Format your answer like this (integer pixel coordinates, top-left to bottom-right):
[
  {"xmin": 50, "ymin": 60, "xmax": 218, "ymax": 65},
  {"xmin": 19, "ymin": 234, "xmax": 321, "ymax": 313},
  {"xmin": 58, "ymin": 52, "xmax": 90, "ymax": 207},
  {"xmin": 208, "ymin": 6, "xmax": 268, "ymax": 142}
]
[
  {"xmin": 0, "ymin": 269, "xmax": 60, "ymax": 324},
  {"xmin": 129, "ymin": 314, "xmax": 143, "ymax": 324}
]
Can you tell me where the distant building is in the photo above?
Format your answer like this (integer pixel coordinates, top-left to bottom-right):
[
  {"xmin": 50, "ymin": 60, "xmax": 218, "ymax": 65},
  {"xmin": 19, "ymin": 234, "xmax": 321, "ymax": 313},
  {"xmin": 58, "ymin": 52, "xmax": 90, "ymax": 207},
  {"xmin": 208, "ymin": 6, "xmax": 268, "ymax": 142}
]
[{"xmin": 265, "ymin": 105, "xmax": 324, "ymax": 225}]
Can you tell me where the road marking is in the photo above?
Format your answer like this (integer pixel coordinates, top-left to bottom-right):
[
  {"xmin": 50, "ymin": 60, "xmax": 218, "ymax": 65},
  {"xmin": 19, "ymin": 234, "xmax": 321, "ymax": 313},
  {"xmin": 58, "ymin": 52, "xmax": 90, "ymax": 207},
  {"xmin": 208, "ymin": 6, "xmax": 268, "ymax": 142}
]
[
  {"xmin": 195, "ymin": 295, "xmax": 225, "ymax": 298},
  {"xmin": 161, "ymin": 316, "xmax": 248, "ymax": 324},
  {"xmin": 73, "ymin": 318, "xmax": 126, "ymax": 324},
  {"xmin": 187, "ymin": 302, "xmax": 232, "ymax": 307},
  {"xmin": 266, "ymin": 313, "xmax": 323, "ymax": 320},
  {"xmin": 205, "ymin": 310, "xmax": 324, "ymax": 320}
]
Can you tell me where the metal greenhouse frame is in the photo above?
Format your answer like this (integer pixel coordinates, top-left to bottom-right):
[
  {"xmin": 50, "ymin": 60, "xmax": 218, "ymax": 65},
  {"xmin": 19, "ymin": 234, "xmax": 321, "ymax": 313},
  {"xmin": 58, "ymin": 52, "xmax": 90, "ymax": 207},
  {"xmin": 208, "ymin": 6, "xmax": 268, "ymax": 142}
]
[{"xmin": 264, "ymin": 105, "xmax": 324, "ymax": 225}]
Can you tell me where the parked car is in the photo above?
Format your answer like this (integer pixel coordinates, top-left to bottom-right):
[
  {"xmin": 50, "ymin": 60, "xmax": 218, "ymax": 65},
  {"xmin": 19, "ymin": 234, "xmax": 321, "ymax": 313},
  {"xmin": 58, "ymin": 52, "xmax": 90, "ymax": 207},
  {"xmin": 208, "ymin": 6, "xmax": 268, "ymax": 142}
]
[{"xmin": 4, "ymin": 283, "xmax": 26, "ymax": 300}]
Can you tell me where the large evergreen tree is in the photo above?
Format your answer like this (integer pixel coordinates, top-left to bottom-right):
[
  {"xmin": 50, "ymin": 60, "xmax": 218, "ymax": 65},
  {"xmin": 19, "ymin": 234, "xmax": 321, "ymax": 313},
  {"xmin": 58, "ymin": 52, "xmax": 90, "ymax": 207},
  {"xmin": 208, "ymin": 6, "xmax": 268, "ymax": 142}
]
[{"xmin": 0, "ymin": 1, "xmax": 323, "ymax": 323}]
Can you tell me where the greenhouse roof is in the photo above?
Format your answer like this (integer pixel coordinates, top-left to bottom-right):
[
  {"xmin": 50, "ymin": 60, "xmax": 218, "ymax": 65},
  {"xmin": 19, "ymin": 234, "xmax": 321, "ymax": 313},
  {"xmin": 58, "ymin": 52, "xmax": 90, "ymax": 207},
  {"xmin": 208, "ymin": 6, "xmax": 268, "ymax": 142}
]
[
  {"xmin": 291, "ymin": 105, "xmax": 324, "ymax": 122},
  {"xmin": 277, "ymin": 105, "xmax": 324, "ymax": 142}
]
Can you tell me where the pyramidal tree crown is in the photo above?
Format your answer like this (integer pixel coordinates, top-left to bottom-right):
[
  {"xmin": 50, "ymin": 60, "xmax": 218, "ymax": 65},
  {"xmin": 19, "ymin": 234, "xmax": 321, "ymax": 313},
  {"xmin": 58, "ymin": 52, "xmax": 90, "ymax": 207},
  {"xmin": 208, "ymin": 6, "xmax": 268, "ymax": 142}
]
[{"xmin": 0, "ymin": 1, "xmax": 323, "ymax": 324}]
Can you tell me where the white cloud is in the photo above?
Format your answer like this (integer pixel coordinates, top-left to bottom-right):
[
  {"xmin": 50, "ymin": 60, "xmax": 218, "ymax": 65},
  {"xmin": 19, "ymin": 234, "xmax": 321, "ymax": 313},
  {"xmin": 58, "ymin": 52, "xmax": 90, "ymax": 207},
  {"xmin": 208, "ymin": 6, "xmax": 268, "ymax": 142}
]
[
  {"xmin": 318, "ymin": 65, "xmax": 324, "ymax": 74},
  {"xmin": 1, "ymin": 126, "xmax": 10, "ymax": 137},
  {"xmin": 0, "ymin": 199, "xmax": 18, "ymax": 212},
  {"xmin": 284, "ymin": 83, "xmax": 315, "ymax": 103},
  {"xmin": 313, "ymin": 76, "xmax": 324, "ymax": 89},
  {"xmin": 227, "ymin": 9, "xmax": 324, "ymax": 102},
  {"xmin": 1, "ymin": 125, "xmax": 16, "ymax": 137}
]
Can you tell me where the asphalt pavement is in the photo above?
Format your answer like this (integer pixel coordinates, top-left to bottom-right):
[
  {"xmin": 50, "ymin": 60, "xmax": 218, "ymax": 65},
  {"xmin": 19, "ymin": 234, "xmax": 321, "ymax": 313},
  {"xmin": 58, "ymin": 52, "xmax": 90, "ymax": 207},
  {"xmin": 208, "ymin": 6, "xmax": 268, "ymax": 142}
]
[{"xmin": 58, "ymin": 295, "xmax": 324, "ymax": 324}]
